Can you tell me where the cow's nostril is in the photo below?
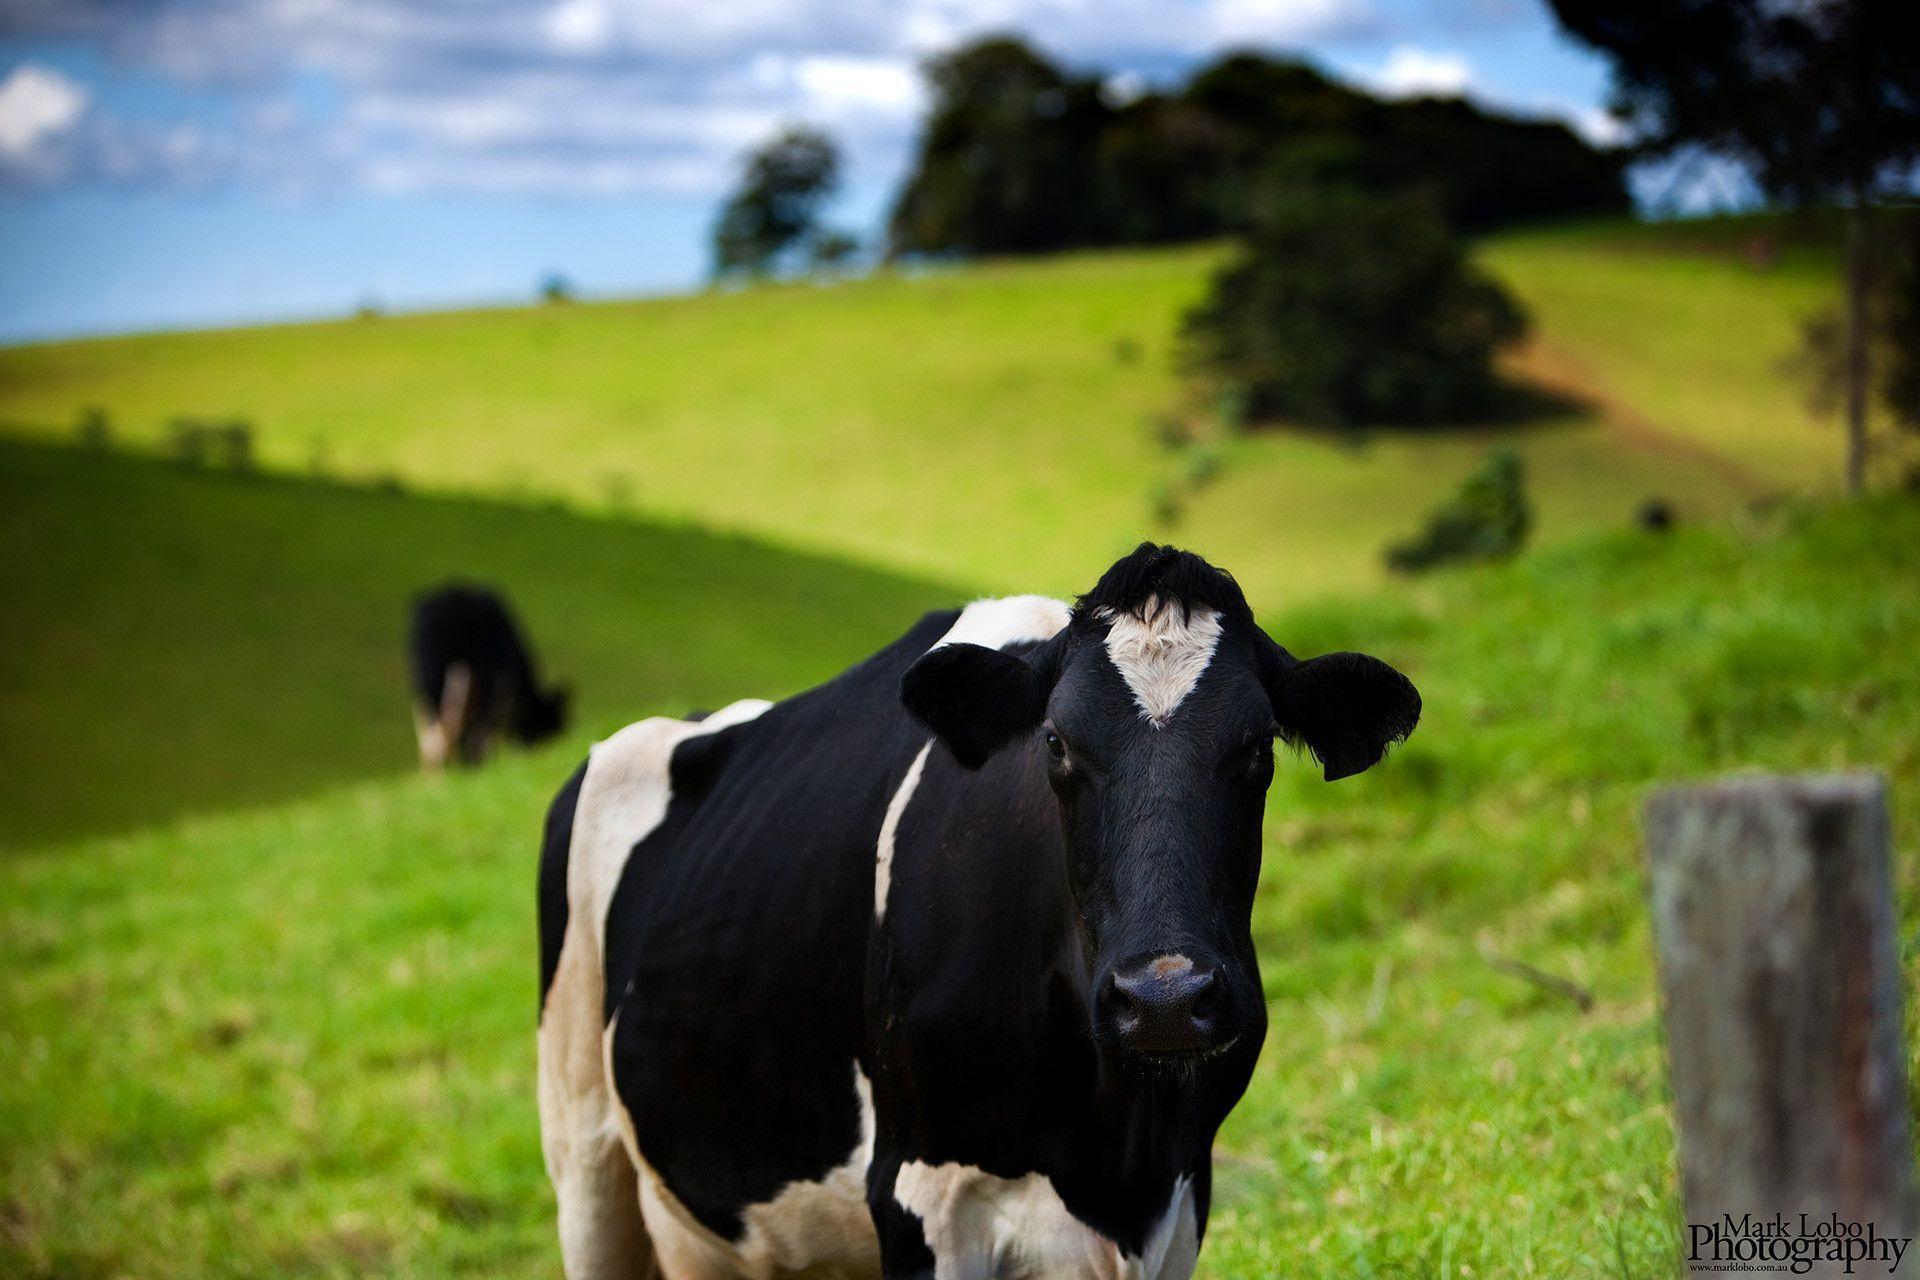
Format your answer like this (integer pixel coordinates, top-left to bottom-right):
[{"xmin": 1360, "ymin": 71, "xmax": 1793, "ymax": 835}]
[
  {"xmin": 1103, "ymin": 972, "xmax": 1142, "ymax": 1026},
  {"xmin": 1188, "ymin": 970, "xmax": 1223, "ymax": 1023}
]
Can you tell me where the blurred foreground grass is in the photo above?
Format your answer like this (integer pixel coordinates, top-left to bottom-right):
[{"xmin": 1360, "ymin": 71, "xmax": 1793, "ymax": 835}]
[{"xmin": 4, "ymin": 491, "xmax": 1916, "ymax": 1278}]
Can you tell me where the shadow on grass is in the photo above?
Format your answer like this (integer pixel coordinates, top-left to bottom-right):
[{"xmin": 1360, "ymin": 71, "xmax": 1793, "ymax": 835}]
[
  {"xmin": 1241, "ymin": 373, "xmax": 1591, "ymax": 448},
  {"xmin": 0, "ymin": 433, "xmax": 964, "ymax": 852}
]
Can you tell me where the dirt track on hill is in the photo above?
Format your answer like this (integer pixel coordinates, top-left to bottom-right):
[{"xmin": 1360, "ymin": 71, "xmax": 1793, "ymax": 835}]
[{"xmin": 1507, "ymin": 337, "xmax": 1772, "ymax": 498}]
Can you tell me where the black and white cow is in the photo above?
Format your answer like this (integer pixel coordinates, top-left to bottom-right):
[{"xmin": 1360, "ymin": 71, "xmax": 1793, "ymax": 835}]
[
  {"xmin": 537, "ymin": 544, "xmax": 1420, "ymax": 1279},
  {"xmin": 409, "ymin": 584, "xmax": 569, "ymax": 770}
]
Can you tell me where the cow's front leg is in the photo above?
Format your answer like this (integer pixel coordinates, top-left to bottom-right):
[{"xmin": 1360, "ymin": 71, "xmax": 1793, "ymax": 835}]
[{"xmin": 867, "ymin": 1157, "xmax": 945, "ymax": 1280}]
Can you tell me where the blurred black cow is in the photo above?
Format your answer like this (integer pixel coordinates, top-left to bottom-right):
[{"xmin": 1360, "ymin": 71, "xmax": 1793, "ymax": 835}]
[{"xmin": 409, "ymin": 584, "xmax": 569, "ymax": 769}]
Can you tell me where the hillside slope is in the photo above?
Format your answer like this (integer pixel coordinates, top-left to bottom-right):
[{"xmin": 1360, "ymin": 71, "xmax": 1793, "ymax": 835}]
[
  {"xmin": 1478, "ymin": 217, "xmax": 1865, "ymax": 493},
  {"xmin": 0, "ymin": 221, "xmax": 1827, "ymax": 603},
  {"xmin": 0, "ymin": 439, "xmax": 956, "ymax": 849},
  {"xmin": 5, "ymin": 492, "xmax": 1915, "ymax": 1279}
]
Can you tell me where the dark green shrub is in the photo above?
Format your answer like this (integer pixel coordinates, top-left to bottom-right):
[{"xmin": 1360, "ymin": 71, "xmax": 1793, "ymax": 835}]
[
  {"xmin": 167, "ymin": 418, "xmax": 212, "ymax": 467},
  {"xmin": 1181, "ymin": 188, "xmax": 1528, "ymax": 427},
  {"xmin": 166, "ymin": 418, "xmax": 254, "ymax": 470},
  {"xmin": 1384, "ymin": 448, "xmax": 1531, "ymax": 573},
  {"xmin": 215, "ymin": 422, "xmax": 254, "ymax": 471},
  {"xmin": 807, "ymin": 229, "xmax": 860, "ymax": 274},
  {"xmin": 75, "ymin": 406, "xmax": 112, "ymax": 451}
]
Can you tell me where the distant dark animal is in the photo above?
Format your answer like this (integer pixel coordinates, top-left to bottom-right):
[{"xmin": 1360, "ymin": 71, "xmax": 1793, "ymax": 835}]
[
  {"xmin": 537, "ymin": 543, "xmax": 1420, "ymax": 1279},
  {"xmin": 409, "ymin": 585, "xmax": 568, "ymax": 769},
  {"xmin": 1637, "ymin": 498, "xmax": 1676, "ymax": 532}
]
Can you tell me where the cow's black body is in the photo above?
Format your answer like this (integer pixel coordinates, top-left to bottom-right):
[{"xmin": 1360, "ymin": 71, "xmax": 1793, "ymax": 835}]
[
  {"xmin": 538, "ymin": 547, "xmax": 1419, "ymax": 1278},
  {"xmin": 409, "ymin": 584, "xmax": 566, "ymax": 766},
  {"xmin": 601, "ymin": 614, "xmax": 938, "ymax": 1235}
]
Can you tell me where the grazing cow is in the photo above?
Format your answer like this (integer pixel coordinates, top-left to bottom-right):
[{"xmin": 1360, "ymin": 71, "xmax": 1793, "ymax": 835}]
[
  {"xmin": 409, "ymin": 584, "xmax": 569, "ymax": 769},
  {"xmin": 537, "ymin": 544, "xmax": 1420, "ymax": 1279}
]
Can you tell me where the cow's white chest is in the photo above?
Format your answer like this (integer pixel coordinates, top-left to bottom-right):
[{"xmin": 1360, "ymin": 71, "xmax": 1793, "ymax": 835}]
[{"xmin": 893, "ymin": 1163, "xmax": 1198, "ymax": 1280}]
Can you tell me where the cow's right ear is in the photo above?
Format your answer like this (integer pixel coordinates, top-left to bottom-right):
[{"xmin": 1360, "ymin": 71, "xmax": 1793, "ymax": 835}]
[{"xmin": 901, "ymin": 641, "xmax": 1053, "ymax": 770}]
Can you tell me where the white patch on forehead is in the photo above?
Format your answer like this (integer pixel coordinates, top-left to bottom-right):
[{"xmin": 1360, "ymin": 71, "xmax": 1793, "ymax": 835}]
[
  {"xmin": 934, "ymin": 593, "xmax": 1072, "ymax": 651},
  {"xmin": 1097, "ymin": 598, "xmax": 1222, "ymax": 728}
]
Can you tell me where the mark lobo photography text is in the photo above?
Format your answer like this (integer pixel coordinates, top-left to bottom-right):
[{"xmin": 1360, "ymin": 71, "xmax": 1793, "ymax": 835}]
[{"xmin": 1689, "ymin": 1213, "xmax": 1913, "ymax": 1274}]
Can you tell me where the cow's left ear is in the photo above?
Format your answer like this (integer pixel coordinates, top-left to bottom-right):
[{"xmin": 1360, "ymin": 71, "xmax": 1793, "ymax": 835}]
[
  {"xmin": 1258, "ymin": 635, "xmax": 1421, "ymax": 782},
  {"xmin": 901, "ymin": 639, "xmax": 1057, "ymax": 770}
]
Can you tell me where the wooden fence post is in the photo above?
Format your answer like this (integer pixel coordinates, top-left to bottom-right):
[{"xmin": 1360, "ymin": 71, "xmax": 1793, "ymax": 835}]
[{"xmin": 1646, "ymin": 773, "xmax": 1916, "ymax": 1276}]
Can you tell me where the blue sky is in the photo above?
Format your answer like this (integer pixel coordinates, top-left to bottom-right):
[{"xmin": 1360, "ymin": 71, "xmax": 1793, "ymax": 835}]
[{"xmin": 0, "ymin": 0, "xmax": 1626, "ymax": 344}]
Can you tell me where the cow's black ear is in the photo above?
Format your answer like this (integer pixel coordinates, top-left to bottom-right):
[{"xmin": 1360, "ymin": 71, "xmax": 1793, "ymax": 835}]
[
  {"xmin": 901, "ymin": 642, "xmax": 1050, "ymax": 770},
  {"xmin": 1260, "ymin": 639, "xmax": 1420, "ymax": 782}
]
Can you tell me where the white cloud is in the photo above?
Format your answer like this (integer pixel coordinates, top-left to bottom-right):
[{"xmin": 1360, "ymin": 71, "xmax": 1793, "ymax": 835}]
[
  {"xmin": 1569, "ymin": 105, "xmax": 1628, "ymax": 147},
  {"xmin": 1104, "ymin": 69, "xmax": 1148, "ymax": 107},
  {"xmin": 792, "ymin": 56, "xmax": 921, "ymax": 119},
  {"xmin": 1362, "ymin": 45, "xmax": 1472, "ymax": 99},
  {"xmin": 0, "ymin": 0, "xmax": 1549, "ymax": 200},
  {"xmin": 0, "ymin": 63, "xmax": 89, "ymax": 161},
  {"xmin": 546, "ymin": 0, "xmax": 614, "ymax": 54},
  {"xmin": 1206, "ymin": 0, "xmax": 1370, "ymax": 47}
]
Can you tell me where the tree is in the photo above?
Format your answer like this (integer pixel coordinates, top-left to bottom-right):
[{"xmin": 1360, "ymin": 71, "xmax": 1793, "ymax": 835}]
[
  {"xmin": 713, "ymin": 126, "xmax": 841, "ymax": 278},
  {"xmin": 1367, "ymin": 96, "xmax": 1631, "ymax": 231},
  {"xmin": 1880, "ymin": 218, "xmax": 1920, "ymax": 433},
  {"xmin": 1181, "ymin": 188, "xmax": 1528, "ymax": 427},
  {"xmin": 1548, "ymin": 0, "xmax": 1920, "ymax": 492},
  {"xmin": 888, "ymin": 37, "xmax": 1110, "ymax": 256}
]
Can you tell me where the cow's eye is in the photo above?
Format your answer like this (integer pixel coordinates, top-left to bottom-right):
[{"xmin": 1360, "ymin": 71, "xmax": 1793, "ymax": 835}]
[
  {"xmin": 1236, "ymin": 729, "xmax": 1276, "ymax": 775},
  {"xmin": 1043, "ymin": 731, "xmax": 1067, "ymax": 762}
]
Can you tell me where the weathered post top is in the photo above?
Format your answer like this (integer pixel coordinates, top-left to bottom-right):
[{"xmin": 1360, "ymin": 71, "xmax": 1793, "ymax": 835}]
[{"xmin": 1646, "ymin": 773, "xmax": 1915, "ymax": 1279}]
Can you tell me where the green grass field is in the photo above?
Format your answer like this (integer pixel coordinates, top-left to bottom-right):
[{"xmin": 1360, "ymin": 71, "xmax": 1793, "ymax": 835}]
[
  {"xmin": 0, "ymin": 217, "xmax": 1846, "ymax": 605},
  {"xmin": 5, "ymin": 492, "xmax": 1916, "ymax": 1279}
]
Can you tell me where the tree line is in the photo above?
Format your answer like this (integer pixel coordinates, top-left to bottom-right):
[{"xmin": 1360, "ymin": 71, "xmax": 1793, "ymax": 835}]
[
  {"xmin": 712, "ymin": 35, "xmax": 1630, "ymax": 275},
  {"xmin": 889, "ymin": 39, "xmax": 1628, "ymax": 257}
]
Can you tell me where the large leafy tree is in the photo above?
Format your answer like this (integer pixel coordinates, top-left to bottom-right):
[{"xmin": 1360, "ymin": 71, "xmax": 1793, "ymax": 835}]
[
  {"xmin": 888, "ymin": 37, "xmax": 1110, "ymax": 256},
  {"xmin": 712, "ymin": 126, "xmax": 841, "ymax": 278},
  {"xmin": 1182, "ymin": 188, "xmax": 1528, "ymax": 428},
  {"xmin": 1548, "ymin": 0, "xmax": 1920, "ymax": 491}
]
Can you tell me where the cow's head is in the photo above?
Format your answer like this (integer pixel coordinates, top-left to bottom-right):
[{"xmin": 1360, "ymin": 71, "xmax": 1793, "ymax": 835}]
[
  {"xmin": 901, "ymin": 544, "xmax": 1419, "ymax": 1067},
  {"xmin": 514, "ymin": 682, "xmax": 571, "ymax": 745}
]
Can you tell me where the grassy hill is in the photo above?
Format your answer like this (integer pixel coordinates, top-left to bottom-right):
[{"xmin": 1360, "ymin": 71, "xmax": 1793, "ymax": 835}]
[
  {"xmin": 0, "ymin": 218, "xmax": 1844, "ymax": 606},
  {"xmin": 0, "ymin": 438, "xmax": 956, "ymax": 849},
  {"xmin": 1477, "ymin": 216, "xmax": 1872, "ymax": 493},
  {"xmin": 5, "ymin": 491, "xmax": 1915, "ymax": 1279}
]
